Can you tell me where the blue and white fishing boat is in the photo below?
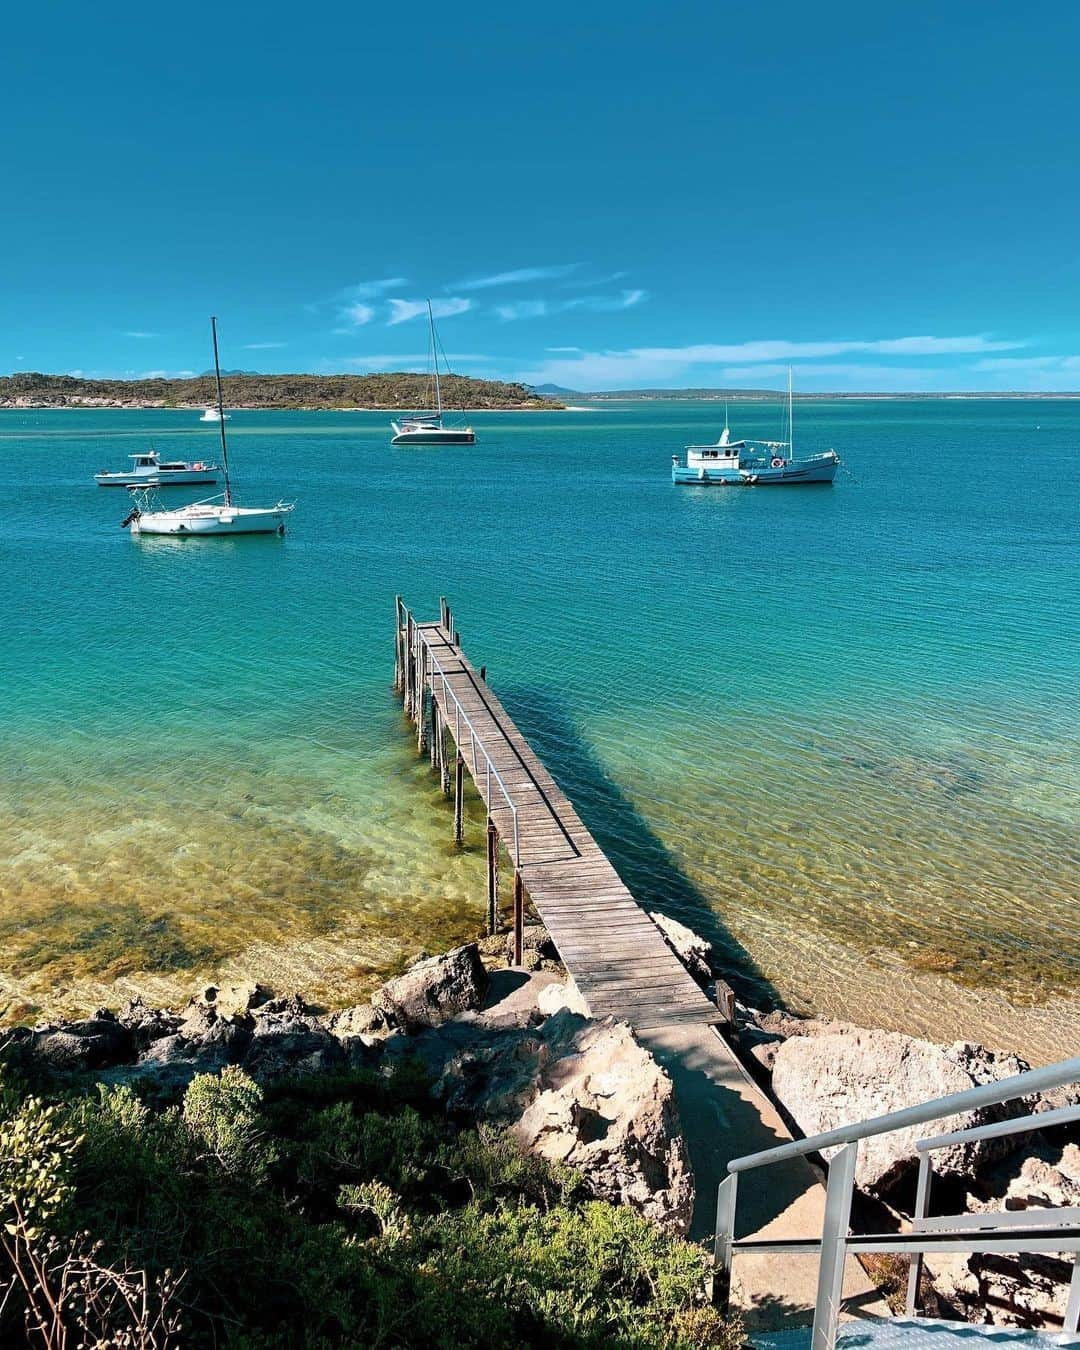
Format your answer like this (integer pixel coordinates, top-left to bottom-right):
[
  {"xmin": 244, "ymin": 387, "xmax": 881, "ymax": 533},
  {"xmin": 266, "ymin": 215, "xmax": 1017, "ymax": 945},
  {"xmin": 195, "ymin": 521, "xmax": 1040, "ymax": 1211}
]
[{"xmin": 671, "ymin": 372, "xmax": 839, "ymax": 486}]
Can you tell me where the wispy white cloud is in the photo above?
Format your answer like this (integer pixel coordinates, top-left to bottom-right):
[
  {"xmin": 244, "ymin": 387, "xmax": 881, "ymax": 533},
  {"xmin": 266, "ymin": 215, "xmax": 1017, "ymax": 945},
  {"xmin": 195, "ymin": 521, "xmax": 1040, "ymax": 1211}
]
[
  {"xmin": 972, "ymin": 354, "xmax": 1080, "ymax": 372},
  {"xmin": 124, "ymin": 330, "xmax": 159, "ymax": 339},
  {"xmin": 327, "ymin": 351, "xmax": 494, "ymax": 371},
  {"xmin": 518, "ymin": 334, "xmax": 1026, "ymax": 390},
  {"xmin": 547, "ymin": 346, "xmax": 582, "ymax": 353},
  {"xmin": 243, "ymin": 341, "xmax": 287, "ymax": 350},
  {"xmin": 138, "ymin": 369, "xmax": 196, "ymax": 379},
  {"xmin": 387, "ymin": 297, "xmax": 472, "ymax": 326},
  {"xmin": 456, "ymin": 264, "xmax": 581, "ymax": 291},
  {"xmin": 341, "ymin": 277, "xmax": 408, "ymax": 300},
  {"xmin": 497, "ymin": 289, "xmax": 648, "ymax": 321},
  {"xmin": 341, "ymin": 303, "xmax": 376, "ymax": 327}
]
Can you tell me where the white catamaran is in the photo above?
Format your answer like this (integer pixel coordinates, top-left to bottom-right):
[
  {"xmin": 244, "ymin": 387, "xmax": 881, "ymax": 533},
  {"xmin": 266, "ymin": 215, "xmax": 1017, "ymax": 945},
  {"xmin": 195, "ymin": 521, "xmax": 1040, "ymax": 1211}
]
[
  {"xmin": 390, "ymin": 300, "xmax": 476, "ymax": 445},
  {"xmin": 123, "ymin": 318, "xmax": 295, "ymax": 537}
]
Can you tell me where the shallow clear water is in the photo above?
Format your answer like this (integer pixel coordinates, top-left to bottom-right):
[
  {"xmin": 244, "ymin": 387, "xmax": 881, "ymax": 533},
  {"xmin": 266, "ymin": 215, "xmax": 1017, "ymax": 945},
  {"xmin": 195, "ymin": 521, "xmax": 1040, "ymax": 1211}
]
[{"xmin": 1, "ymin": 402, "xmax": 1077, "ymax": 1058}]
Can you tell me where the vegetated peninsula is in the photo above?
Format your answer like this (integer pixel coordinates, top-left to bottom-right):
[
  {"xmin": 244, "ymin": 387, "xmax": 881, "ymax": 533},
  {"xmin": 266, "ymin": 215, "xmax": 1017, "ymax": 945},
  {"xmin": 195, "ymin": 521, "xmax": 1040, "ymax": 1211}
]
[{"xmin": 0, "ymin": 371, "xmax": 560, "ymax": 411}]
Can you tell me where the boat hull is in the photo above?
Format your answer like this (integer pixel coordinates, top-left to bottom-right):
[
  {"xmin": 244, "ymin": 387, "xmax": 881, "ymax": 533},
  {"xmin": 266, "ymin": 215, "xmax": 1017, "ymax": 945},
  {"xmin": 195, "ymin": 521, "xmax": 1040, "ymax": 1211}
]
[
  {"xmin": 672, "ymin": 456, "xmax": 838, "ymax": 486},
  {"xmin": 131, "ymin": 506, "xmax": 292, "ymax": 536},
  {"xmin": 96, "ymin": 471, "xmax": 219, "ymax": 486},
  {"xmin": 390, "ymin": 428, "xmax": 476, "ymax": 445}
]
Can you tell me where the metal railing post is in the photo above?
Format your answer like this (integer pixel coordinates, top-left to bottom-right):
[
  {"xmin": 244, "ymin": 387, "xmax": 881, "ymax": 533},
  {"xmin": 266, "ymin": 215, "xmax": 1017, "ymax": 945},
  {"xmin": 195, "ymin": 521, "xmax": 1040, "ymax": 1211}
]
[
  {"xmin": 905, "ymin": 1152, "xmax": 933, "ymax": 1315},
  {"xmin": 811, "ymin": 1142, "xmax": 858, "ymax": 1350},
  {"xmin": 1065, "ymin": 1254, "xmax": 1080, "ymax": 1335},
  {"xmin": 712, "ymin": 1173, "xmax": 738, "ymax": 1310}
]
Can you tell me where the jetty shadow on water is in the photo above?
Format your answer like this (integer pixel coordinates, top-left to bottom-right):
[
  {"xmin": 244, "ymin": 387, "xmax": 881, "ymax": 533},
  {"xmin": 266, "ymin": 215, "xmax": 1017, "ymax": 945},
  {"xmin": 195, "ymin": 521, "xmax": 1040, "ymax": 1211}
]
[{"xmin": 502, "ymin": 685, "xmax": 780, "ymax": 1009}]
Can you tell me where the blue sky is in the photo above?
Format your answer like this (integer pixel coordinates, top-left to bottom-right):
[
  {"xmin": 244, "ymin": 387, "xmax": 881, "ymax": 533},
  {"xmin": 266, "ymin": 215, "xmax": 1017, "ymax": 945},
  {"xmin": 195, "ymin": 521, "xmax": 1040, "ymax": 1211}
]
[{"xmin": 2, "ymin": 1, "xmax": 1079, "ymax": 391}]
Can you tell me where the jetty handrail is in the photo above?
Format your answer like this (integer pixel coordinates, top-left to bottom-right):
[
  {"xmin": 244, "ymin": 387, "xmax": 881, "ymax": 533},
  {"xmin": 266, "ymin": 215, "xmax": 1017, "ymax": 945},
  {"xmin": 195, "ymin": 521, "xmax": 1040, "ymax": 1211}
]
[
  {"xmin": 398, "ymin": 600, "xmax": 521, "ymax": 870},
  {"xmin": 726, "ymin": 1055, "xmax": 1080, "ymax": 1173},
  {"xmin": 421, "ymin": 630, "xmax": 521, "ymax": 869},
  {"xmin": 714, "ymin": 1055, "xmax": 1080, "ymax": 1350}
]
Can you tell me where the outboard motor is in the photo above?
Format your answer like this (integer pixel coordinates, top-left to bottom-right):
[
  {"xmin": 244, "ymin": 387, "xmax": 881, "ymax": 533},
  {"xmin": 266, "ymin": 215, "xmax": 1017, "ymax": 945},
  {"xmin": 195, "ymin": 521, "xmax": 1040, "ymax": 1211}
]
[{"xmin": 120, "ymin": 505, "xmax": 141, "ymax": 529}]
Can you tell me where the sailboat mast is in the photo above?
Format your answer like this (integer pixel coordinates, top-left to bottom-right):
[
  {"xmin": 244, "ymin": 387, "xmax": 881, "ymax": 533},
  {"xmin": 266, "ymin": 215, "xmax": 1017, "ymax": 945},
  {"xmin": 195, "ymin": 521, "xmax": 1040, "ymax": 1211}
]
[
  {"xmin": 211, "ymin": 316, "xmax": 233, "ymax": 506},
  {"xmin": 787, "ymin": 366, "xmax": 794, "ymax": 461},
  {"xmin": 428, "ymin": 299, "xmax": 442, "ymax": 419}
]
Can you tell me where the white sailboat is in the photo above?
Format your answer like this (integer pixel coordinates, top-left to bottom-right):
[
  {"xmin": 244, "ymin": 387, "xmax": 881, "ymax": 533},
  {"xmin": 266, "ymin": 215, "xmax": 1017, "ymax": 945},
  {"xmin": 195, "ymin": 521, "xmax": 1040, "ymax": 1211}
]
[
  {"xmin": 390, "ymin": 300, "xmax": 476, "ymax": 445},
  {"xmin": 199, "ymin": 406, "xmax": 230, "ymax": 422},
  {"xmin": 124, "ymin": 318, "xmax": 295, "ymax": 537}
]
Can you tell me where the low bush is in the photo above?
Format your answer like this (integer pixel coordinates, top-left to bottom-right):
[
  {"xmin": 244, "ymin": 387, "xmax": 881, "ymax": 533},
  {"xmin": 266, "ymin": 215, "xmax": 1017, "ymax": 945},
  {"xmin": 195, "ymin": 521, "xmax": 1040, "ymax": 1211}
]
[{"xmin": 0, "ymin": 1058, "xmax": 740, "ymax": 1348}]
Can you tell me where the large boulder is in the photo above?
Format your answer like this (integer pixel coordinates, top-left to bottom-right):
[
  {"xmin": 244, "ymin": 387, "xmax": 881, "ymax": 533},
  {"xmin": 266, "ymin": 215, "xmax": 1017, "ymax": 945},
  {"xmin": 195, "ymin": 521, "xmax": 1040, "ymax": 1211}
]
[
  {"xmin": 424, "ymin": 1009, "xmax": 693, "ymax": 1233},
  {"xmin": 770, "ymin": 1029, "xmax": 1033, "ymax": 1196},
  {"xmin": 242, "ymin": 1023, "xmax": 344, "ymax": 1081},
  {"xmin": 31, "ymin": 1015, "xmax": 134, "ymax": 1070},
  {"xmin": 372, "ymin": 943, "xmax": 488, "ymax": 1032}
]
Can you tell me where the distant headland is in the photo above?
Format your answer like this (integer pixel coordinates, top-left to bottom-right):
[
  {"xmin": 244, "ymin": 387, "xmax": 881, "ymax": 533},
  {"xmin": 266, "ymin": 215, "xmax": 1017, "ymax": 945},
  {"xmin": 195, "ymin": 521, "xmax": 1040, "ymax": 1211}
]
[{"xmin": 0, "ymin": 371, "xmax": 560, "ymax": 411}]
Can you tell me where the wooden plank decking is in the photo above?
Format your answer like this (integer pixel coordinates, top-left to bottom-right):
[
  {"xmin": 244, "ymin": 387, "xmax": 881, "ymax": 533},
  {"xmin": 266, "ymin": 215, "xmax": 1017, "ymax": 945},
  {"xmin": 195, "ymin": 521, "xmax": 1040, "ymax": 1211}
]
[
  {"xmin": 400, "ymin": 606, "xmax": 722, "ymax": 1030},
  {"xmin": 394, "ymin": 601, "xmax": 889, "ymax": 1326}
]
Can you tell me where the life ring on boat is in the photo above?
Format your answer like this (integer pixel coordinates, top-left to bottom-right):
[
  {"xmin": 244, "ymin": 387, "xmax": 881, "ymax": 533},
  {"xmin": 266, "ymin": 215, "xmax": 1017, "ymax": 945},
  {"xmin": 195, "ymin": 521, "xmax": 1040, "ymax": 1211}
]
[{"xmin": 771, "ymin": 457, "xmax": 785, "ymax": 469}]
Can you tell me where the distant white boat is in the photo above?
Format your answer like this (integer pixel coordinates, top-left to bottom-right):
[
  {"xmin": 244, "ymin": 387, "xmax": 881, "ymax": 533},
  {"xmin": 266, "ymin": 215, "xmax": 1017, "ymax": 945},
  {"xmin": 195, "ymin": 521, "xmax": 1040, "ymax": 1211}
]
[
  {"xmin": 125, "ymin": 318, "xmax": 294, "ymax": 538},
  {"xmin": 95, "ymin": 449, "xmax": 219, "ymax": 487},
  {"xmin": 391, "ymin": 300, "xmax": 475, "ymax": 446},
  {"xmin": 199, "ymin": 407, "xmax": 230, "ymax": 422}
]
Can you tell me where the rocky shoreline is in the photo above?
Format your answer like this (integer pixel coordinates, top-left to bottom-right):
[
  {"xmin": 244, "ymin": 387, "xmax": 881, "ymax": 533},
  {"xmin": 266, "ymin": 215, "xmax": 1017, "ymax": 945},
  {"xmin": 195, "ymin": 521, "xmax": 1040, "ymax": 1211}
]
[{"xmin": 7, "ymin": 915, "xmax": 1076, "ymax": 1331}]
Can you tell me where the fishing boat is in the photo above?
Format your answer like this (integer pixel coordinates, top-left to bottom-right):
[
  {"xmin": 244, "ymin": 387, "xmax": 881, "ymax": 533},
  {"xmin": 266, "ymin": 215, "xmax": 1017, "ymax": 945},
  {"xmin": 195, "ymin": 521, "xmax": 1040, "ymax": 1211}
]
[
  {"xmin": 199, "ymin": 406, "xmax": 230, "ymax": 422},
  {"xmin": 95, "ymin": 450, "xmax": 219, "ymax": 487},
  {"xmin": 390, "ymin": 300, "xmax": 476, "ymax": 445},
  {"xmin": 671, "ymin": 372, "xmax": 839, "ymax": 486},
  {"xmin": 124, "ymin": 318, "xmax": 295, "ymax": 538}
]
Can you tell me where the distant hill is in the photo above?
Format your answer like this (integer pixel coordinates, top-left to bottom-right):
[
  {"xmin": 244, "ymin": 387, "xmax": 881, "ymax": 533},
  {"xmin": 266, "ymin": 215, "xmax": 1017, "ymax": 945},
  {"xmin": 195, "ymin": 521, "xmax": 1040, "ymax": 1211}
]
[
  {"xmin": 533, "ymin": 382, "xmax": 579, "ymax": 395},
  {"xmin": 0, "ymin": 371, "xmax": 559, "ymax": 411}
]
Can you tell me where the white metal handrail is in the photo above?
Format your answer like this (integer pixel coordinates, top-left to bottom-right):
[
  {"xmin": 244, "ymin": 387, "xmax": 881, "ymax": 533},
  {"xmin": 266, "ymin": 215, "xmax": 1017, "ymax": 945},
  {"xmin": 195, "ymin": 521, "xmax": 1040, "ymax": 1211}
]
[
  {"xmin": 714, "ymin": 1055, "xmax": 1080, "ymax": 1349},
  {"xmin": 409, "ymin": 615, "xmax": 521, "ymax": 870}
]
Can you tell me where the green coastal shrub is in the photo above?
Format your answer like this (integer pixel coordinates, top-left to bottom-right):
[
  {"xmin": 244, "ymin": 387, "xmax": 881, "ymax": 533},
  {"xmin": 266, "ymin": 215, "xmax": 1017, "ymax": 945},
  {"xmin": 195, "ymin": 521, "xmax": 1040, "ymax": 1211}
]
[{"xmin": 0, "ymin": 1059, "xmax": 741, "ymax": 1349}]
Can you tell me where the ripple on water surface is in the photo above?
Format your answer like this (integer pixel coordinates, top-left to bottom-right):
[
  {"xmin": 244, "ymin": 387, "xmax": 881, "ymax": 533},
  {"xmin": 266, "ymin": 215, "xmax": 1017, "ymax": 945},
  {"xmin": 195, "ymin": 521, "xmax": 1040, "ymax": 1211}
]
[{"xmin": 1, "ymin": 403, "xmax": 1077, "ymax": 1059}]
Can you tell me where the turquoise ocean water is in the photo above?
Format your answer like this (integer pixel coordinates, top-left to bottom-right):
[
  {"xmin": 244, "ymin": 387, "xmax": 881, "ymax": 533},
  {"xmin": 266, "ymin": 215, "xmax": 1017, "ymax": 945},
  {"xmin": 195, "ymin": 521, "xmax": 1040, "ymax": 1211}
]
[{"xmin": 1, "ymin": 401, "xmax": 1077, "ymax": 1059}]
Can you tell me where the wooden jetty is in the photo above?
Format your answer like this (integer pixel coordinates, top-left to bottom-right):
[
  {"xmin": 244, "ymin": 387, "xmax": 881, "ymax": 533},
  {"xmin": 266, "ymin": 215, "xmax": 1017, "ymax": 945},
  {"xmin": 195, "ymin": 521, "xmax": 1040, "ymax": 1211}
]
[
  {"xmin": 395, "ymin": 597, "xmax": 728, "ymax": 1029},
  {"xmin": 393, "ymin": 598, "xmax": 887, "ymax": 1326}
]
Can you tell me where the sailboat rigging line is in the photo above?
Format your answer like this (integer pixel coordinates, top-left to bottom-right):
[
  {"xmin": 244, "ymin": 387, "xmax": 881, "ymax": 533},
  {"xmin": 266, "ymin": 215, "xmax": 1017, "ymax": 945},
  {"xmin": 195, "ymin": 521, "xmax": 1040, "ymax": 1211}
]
[
  {"xmin": 210, "ymin": 316, "xmax": 233, "ymax": 506},
  {"xmin": 432, "ymin": 315, "xmax": 465, "ymax": 423}
]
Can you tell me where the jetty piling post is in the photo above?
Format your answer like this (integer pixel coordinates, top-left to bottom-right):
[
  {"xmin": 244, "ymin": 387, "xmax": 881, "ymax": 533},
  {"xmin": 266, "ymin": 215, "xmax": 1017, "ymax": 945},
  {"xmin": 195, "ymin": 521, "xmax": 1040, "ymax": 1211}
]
[
  {"xmin": 440, "ymin": 725, "xmax": 451, "ymax": 795},
  {"xmin": 454, "ymin": 754, "xmax": 465, "ymax": 843},
  {"xmin": 416, "ymin": 645, "xmax": 427, "ymax": 753},
  {"xmin": 428, "ymin": 686, "xmax": 439, "ymax": 768},
  {"xmin": 512, "ymin": 873, "xmax": 525, "ymax": 966},
  {"xmin": 486, "ymin": 819, "xmax": 499, "ymax": 934},
  {"xmin": 394, "ymin": 597, "xmax": 404, "ymax": 693},
  {"xmin": 479, "ymin": 665, "xmax": 486, "ymax": 682}
]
